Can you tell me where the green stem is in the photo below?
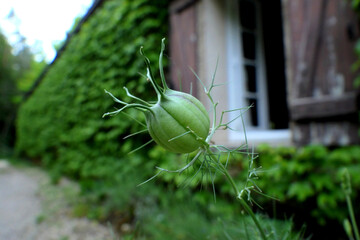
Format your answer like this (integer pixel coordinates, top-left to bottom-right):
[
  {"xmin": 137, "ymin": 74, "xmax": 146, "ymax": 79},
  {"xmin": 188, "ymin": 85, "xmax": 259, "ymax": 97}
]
[
  {"xmin": 159, "ymin": 38, "xmax": 168, "ymax": 91},
  {"xmin": 206, "ymin": 148, "xmax": 267, "ymax": 240},
  {"xmin": 140, "ymin": 46, "xmax": 165, "ymax": 101},
  {"xmin": 342, "ymin": 168, "xmax": 359, "ymax": 240},
  {"xmin": 346, "ymin": 194, "xmax": 360, "ymax": 240}
]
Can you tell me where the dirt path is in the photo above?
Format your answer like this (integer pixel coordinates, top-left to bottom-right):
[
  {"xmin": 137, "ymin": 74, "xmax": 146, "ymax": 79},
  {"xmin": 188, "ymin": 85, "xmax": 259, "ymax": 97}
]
[
  {"xmin": 0, "ymin": 160, "xmax": 116, "ymax": 240},
  {"xmin": 0, "ymin": 161, "xmax": 40, "ymax": 240}
]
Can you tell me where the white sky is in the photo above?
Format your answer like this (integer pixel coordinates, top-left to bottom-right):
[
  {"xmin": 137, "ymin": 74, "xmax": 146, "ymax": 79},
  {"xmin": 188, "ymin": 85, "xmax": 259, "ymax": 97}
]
[{"xmin": 0, "ymin": 0, "xmax": 93, "ymax": 62}]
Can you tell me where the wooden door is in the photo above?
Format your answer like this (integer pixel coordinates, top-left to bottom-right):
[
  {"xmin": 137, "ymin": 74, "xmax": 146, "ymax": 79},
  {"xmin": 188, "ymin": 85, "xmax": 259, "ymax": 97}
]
[
  {"xmin": 283, "ymin": 0, "xmax": 360, "ymax": 146},
  {"xmin": 169, "ymin": 0, "xmax": 198, "ymax": 96}
]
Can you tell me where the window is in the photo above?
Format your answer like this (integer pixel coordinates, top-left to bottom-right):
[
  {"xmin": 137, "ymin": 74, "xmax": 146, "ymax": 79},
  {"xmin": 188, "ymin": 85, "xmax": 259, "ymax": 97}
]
[{"xmin": 226, "ymin": 0, "xmax": 290, "ymax": 145}]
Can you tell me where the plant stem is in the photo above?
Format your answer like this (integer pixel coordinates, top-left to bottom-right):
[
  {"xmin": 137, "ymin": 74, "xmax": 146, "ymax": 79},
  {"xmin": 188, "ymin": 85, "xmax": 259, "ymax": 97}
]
[
  {"xmin": 207, "ymin": 148, "xmax": 267, "ymax": 240},
  {"xmin": 342, "ymin": 168, "xmax": 360, "ymax": 240},
  {"xmin": 346, "ymin": 193, "xmax": 360, "ymax": 240},
  {"xmin": 222, "ymin": 164, "xmax": 267, "ymax": 240}
]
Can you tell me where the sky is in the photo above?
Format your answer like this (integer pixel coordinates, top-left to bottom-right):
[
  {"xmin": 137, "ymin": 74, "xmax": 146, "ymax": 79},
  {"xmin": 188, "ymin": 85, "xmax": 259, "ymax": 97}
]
[{"xmin": 0, "ymin": 0, "xmax": 93, "ymax": 62}]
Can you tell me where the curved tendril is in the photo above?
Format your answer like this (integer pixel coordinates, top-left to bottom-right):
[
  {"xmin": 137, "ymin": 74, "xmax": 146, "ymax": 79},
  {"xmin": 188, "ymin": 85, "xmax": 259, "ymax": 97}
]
[
  {"xmin": 102, "ymin": 103, "xmax": 152, "ymax": 118},
  {"xmin": 159, "ymin": 38, "xmax": 169, "ymax": 92},
  {"xmin": 104, "ymin": 89, "xmax": 127, "ymax": 105},
  {"xmin": 140, "ymin": 46, "xmax": 165, "ymax": 102},
  {"xmin": 123, "ymin": 87, "xmax": 151, "ymax": 107}
]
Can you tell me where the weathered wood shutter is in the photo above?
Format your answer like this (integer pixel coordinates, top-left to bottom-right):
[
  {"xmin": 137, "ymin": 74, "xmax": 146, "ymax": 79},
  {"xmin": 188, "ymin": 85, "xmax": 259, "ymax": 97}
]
[
  {"xmin": 169, "ymin": 0, "xmax": 198, "ymax": 96},
  {"xmin": 283, "ymin": 0, "xmax": 360, "ymax": 146}
]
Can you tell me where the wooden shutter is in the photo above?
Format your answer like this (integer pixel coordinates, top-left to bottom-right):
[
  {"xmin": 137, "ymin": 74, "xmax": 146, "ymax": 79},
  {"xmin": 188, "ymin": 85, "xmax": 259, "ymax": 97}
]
[
  {"xmin": 283, "ymin": 0, "xmax": 360, "ymax": 146},
  {"xmin": 169, "ymin": 0, "xmax": 198, "ymax": 96}
]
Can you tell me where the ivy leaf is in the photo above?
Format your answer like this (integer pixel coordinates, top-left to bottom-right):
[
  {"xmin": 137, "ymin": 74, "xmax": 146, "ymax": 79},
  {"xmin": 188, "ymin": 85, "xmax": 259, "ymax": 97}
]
[{"xmin": 287, "ymin": 182, "xmax": 314, "ymax": 202}]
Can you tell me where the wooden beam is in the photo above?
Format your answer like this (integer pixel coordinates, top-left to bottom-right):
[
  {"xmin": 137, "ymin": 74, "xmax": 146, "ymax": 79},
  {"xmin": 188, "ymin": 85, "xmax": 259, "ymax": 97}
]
[{"xmin": 289, "ymin": 92, "xmax": 359, "ymax": 120}]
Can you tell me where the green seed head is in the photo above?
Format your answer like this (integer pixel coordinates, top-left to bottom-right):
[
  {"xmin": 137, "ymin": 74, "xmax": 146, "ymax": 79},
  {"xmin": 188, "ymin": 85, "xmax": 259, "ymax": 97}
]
[
  {"xmin": 104, "ymin": 39, "xmax": 210, "ymax": 154},
  {"xmin": 146, "ymin": 89, "xmax": 210, "ymax": 153}
]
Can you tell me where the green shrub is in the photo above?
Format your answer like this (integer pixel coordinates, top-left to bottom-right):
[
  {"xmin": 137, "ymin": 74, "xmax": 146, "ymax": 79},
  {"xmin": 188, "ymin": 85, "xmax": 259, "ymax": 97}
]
[
  {"xmin": 156, "ymin": 144, "xmax": 360, "ymax": 238},
  {"xmin": 16, "ymin": 0, "xmax": 170, "ymax": 219},
  {"xmin": 230, "ymin": 144, "xmax": 360, "ymax": 238},
  {"xmin": 131, "ymin": 194, "xmax": 301, "ymax": 240},
  {"xmin": 254, "ymin": 145, "xmax": 360, "ymax": 222}
]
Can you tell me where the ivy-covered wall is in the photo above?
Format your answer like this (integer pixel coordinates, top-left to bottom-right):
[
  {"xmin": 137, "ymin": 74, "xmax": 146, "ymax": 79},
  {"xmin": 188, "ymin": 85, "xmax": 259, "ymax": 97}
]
[{"xmin": 16, "ymin": 0, "xmax": 169, "ymax": 207}]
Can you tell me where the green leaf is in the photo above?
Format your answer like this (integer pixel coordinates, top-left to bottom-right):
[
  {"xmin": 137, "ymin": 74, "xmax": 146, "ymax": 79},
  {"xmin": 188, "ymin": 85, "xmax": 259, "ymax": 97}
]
[{"xmin": 287, "ymin": 182, "xmax": 314, "ymax": 202}]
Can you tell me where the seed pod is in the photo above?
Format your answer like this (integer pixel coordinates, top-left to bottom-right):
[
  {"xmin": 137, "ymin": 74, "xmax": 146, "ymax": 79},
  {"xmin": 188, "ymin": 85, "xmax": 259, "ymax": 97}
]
[
  {"xmin": 104, "ymin": 39, "xmax": 210, "ymax": 154},
  {"xmin": 146, "ymin": 89, "xmax": 210, "ymax": 153},
  {"xmin": 142, "ymin": 39, "xmax": 210, "ymax": 153}
]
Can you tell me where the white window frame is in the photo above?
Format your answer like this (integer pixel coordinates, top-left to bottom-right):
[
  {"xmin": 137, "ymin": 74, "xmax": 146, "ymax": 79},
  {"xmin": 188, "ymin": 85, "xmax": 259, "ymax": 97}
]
[{"xmin": 225, "ymin": 0, "xmax": 290, "ymax": 145}]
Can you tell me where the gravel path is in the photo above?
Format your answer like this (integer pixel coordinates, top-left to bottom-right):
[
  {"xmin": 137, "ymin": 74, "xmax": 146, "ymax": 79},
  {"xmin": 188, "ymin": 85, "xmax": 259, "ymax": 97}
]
[
  {"xmin": 0, "ymin": 160, "xmax": 40, "ymax": 240},
  {"xmin": 0, "ymin": 160, "xmax": 116, "ymax": 240}
]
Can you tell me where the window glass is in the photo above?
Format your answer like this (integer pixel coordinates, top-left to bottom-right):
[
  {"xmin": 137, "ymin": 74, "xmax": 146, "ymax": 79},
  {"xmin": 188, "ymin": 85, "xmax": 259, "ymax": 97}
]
[
  {"xmin": 239, "ymin": 0, "xmax": 256, "ymax": 30},
  {"xmin": 245, "ymin": 65, "xmax": 257, "ymax": 92},
  {"xmin": 241, "ymin": 32, "xmax": 256, "ymax": 60},
  {"xmin": 247, "ymin": 98, "xmax": 258, "ymax": 126}
]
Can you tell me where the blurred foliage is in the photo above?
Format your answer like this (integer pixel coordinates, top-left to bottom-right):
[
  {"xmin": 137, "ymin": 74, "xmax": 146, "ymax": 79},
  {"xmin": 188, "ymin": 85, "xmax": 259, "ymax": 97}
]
[
  {"xmin": 236, "ymin": 144, "xmax": 360, "ymax": 239},
  {"xmin": 351, "ymin": 0, "xmax": 360, "ymax": 10},
  {"xmin": 16, "ymin": 57, "xmax": 46, "ymax": 93},
  {"xmin": 0, "ymin": 29, "xmax": 16, "ymax": 146},
  {"xmin": 118, "ymin": 143, "xmax": 360, "ymax": 238},
  {"xmin": 17, "ymin": 0, "xmax": 169, "ymax": 190},
  {"xmin": 156, "ymin": 143, "xmax": 360, "ymax": 238},
  {"xmin": 0, "ymin": 28, "xmax": 45, "ymax": 153},
  {"xmin": 129, "ymin": 193, "xmax": 303, "ymax": 240},
  {"xmin": 16, "ymin": 0, "xmax": 168, "ymax": 164}
]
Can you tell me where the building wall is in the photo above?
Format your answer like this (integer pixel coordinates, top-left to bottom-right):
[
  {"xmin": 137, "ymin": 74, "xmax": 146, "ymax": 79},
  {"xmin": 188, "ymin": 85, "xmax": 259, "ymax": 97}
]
[
  {"xmin": 169, "ymin": 0, "xmax": 360, "ymax": 147},
  {"xmin": 196, "ymin": 0, "xmax": 230, "ymax": 145}
]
